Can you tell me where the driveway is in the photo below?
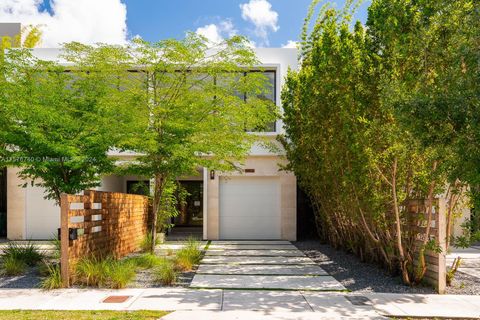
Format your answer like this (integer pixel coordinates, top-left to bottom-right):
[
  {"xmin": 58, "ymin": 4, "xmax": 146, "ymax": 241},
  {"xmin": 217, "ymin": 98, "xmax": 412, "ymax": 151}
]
[{"xmin": 190, "ymin": 241, "xmax": 346, "ymax": 291}]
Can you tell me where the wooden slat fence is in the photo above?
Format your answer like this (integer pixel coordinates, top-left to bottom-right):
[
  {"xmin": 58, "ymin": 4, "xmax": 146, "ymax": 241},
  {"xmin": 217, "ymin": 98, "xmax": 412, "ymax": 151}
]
[
  {"xmin": 408, "ymin": 198, "xmax": 447, "ymax": 294},
  {"xmin": 60, "ymin": 190, "xmax": 150, "ymax": 287}
]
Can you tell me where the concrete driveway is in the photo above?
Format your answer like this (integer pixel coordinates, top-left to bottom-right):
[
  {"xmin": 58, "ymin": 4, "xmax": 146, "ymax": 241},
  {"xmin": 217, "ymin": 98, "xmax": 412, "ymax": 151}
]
[{"xmin": 190, "ymin": 241, "xmax": 346, "ymax": 291}]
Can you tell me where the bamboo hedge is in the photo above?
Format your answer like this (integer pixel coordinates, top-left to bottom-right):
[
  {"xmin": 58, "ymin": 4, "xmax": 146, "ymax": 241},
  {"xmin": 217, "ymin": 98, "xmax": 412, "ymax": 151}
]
[{"xmin": 281, "ymin": 0, "xmax": 479, "ymax": 285}]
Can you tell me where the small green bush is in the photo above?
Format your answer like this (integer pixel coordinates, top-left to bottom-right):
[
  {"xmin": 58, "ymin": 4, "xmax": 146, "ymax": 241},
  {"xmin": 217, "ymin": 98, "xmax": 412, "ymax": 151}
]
[
  {"xmin": 175, "ymin": 238, "xmax": 202, "ymax": 271},
  {"xmin": 128, "ymin": 254, "xmax": 162, "ymax": 269},
  {"xmin": 153, "ymin": 259, "xmax": 177, "ymax": 285},
  {"xmin": 2, "ymin": 242, "xmax": 45, "ymax": 267},
  {"xmin": 106, "ymin": 260, "xmax": 136, "ymax": 289},
  {"xmin": 75, "ymin": 256, "xmax": 109, "ymax": 287},
  {"xmin": 41, "ymin": 263, "xmax": 62, "ymax": 290},
  {"xmin": 140, "ymin": 233, "xmax": 160, "ymax": 252},
  {"xmin": 2, "ymin": 255, "xmax": 27, "ymax": 276}
]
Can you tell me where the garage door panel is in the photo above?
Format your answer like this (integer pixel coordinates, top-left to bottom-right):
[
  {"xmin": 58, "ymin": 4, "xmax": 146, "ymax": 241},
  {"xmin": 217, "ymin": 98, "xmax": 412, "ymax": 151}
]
[{"xmin": 219, "ymin": 177, "xmax": 281, "ymax": 240}]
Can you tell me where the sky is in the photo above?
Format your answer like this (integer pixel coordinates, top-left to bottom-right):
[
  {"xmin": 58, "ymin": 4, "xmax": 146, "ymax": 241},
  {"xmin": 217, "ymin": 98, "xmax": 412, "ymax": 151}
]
[{"xmin": 0, "ymin": 0, "xmax": 370, "ymax": 48}]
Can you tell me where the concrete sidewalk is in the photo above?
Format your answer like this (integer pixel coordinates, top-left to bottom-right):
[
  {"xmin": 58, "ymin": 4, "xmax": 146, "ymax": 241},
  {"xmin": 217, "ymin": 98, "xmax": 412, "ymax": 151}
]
[{"xmin": 0, "ymin": 288, "xmax": 479, "ymax": 319}]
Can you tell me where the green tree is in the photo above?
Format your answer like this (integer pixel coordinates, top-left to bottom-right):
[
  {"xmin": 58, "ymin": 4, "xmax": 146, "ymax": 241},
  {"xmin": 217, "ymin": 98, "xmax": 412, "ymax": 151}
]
[
  {"xmin": 281, "ymin": 0, "xmax": 447, "ymax": 286},
  {"xmin": 119, "ymin": 34, "xmax": 278, "ymax": 250},
  {"xmin": 0, "ymin": 44, "xmax": 138, "ymax": 202}
]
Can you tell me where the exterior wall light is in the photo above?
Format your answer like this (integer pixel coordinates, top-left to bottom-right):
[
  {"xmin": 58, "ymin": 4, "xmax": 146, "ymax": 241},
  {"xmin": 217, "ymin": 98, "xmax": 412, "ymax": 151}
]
[{"xmin": 210, "ymin": 170, "xmax": 215, "ymax": 180}]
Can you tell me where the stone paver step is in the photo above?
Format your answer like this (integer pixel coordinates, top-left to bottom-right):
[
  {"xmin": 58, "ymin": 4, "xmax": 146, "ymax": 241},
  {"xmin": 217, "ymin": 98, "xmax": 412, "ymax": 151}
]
[
  {"xmin": 208, "ymin": 244, "xmax": 297, "ymax": 250},
  {"xmin": 212, "ymin": 241, "xmax": 291, "ymax": 245},
  {"xmin": 201, "ymin": 256, "xmax": 315, "ymax": 265},
  {"xmin": 196, "ymin": 264, "xmax": 328, "ymax": 276},
  {"xmin": 190, "ymin": 275, "xmax": 346, "ymax": 291},
  {"xmin": 205, "ymin": 249, "xmax": 305, "ymax": 257}
]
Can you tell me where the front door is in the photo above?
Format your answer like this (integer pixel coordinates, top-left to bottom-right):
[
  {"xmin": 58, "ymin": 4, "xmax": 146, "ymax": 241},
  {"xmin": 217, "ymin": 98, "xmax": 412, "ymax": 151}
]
[
  {"xmin": 0, "ymin": 168, "xmax": 6, "ymax": 237},
  {"xmin": 175, "ymin": 181, "xmax": 203, "ymax": 226}
]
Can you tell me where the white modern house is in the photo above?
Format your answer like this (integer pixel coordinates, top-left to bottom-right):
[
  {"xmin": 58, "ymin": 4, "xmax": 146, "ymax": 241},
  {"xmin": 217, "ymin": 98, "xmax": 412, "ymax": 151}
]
[{"xmin": 2, "ymin": 45, "xmax": 300, "ymax": 241}]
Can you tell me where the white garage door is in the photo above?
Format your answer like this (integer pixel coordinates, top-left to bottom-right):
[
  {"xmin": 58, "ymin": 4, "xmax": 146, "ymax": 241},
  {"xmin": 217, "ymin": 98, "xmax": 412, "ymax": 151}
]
[{"xmin": 219, "ymin": 177, "xmax": 281, "ymax": 240}]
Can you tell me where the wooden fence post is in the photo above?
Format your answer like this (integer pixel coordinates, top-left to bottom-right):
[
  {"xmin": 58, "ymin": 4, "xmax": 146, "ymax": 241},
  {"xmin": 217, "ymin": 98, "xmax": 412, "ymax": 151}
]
[
  {"xmin": 60, "ymin": 193, "xmax": 70, "ymax": 288},
  {"xmin": 437, "ymin": 198, "xmax": 447, "ymax": 294}
]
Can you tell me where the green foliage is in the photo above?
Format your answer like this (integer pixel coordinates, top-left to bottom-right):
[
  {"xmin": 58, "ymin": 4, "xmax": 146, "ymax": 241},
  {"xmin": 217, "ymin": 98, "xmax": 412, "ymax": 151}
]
[
  {"xmin": 107, "ymin": 260, "xmax": 136, "ymax": 289},
  {"xmin": 74, "ymin": 256, "xmax": 136, "ymax": 289},
  {"xmin": 128, "ymin": 253, "xmax": 162, "ymax": 269},
  {"xmin": 1, "ymin": 242, "xmax": 45, "ymax": 268},
  {"xmin": 174, "ymin": 238, "xmax": 202, "ymax": 271},
  {"xmin": 1, "ymin": 255, "xmax": 27, "ymax": 276},
  {"xmin": 140, "ymin": 233, "xmax": 160, "ymax": 253},
  {"xmin": 0, "ymin": 310, "xmax": 169, "ymax": 320},
  {"xmin": 153, "ymin": 259, "xmax": 177, "ymax": 285},
  {"xmin": 75, "ymin": 256, "xmax": 110, "ymax": 287},
  {"xmin": 281, "ymin": 0, "xmax": 477, "ymax": 286},
  {"xmin": 40, "ymin": 263, "xmax": 62, "ymax": 290},
  {"xmin": 0, "ymin": 44, "xmax": 139, "ymax": 202}
]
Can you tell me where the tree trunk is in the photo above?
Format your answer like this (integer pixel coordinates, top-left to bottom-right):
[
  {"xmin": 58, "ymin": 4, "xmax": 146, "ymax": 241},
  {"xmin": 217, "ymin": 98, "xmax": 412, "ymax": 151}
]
[{"xmin": 151, "ymin": 173, "xmax": 166, "ymax": 253}]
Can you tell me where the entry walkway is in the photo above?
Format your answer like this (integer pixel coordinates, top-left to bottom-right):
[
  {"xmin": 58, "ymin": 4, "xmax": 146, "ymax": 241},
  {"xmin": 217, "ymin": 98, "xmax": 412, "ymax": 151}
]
[{"xmin": 190, "ymin": 241, "xmax": 345, "ymax": 291}]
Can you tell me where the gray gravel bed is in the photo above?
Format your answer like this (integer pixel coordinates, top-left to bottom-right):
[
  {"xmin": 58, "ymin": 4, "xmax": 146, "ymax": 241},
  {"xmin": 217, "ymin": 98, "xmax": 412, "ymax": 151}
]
[
  {"xmin": 129, "ymin": 266, "xmax": 196, "ymax": 288},
  {"xmin": 446, "ymin": 270, "xmax": 480, "ymax": 295},
  {"xmin": 0, "ymin": 267, "xmax": 42, "ymax": 289},
  {"xmin": 294, "ymin": 240, "xmax": 435, "ymax": 294}
]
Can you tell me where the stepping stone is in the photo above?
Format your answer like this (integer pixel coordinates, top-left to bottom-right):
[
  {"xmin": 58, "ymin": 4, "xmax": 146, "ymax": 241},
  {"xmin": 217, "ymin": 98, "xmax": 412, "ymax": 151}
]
[
  {"xmin": 201, "ymin": 256, "xmax": 315, "ymax": 265},
  {"xmin": 190, "ymin": 274, "xmax": 346, "ymax": 291},
  {"xmin": 211, "ymin": 241, "xmax": 291, "ymax": 245},
  {"xmin": 205, "ymin": 249, "xmax": 305, "ymax": 257},
  {"xmin": 208, "ymin": 244, "xmax": 297, "ymax": 250},
  {"xmin": 196, "ymin": 264, "xmax": 328, "ymax": 276}
]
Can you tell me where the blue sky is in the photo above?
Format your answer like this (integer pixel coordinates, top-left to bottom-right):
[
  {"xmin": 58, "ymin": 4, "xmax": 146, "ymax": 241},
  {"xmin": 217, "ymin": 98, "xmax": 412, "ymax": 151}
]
[
  {"xmin": 1, "ymin": 0, "xmax": 370, "ymax": 48},
  {"xmin": 123, "ymin": 0, "xmax": 370, "ymax": 47}
]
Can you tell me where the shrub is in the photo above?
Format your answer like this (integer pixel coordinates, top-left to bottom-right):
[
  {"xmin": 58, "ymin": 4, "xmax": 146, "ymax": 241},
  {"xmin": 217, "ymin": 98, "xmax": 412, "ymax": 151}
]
[
  {"xmin": 128, "ymin": 254, "xmax": 162, "ymax": 269},
  {"xmin": 153, "ymin": 259, "xmax": 177, "ymax": 285},
  {"xmin": 74, "ymin": 256, "xmax": 109, "ymax": 287},
  {"xmin": 175, "ymin": 238, "xmax": 202, "ymax": 271},
  {"xmin": 41, "ymin": 263, "xmax": 62, "ymax": 290},
  {"xmin": 2, "ymin": 242, "xmax": 45, "ymax": 267},
  {"xmin": 140, "ymin": 233, "xmax": 160, "ymax": 253},
  {"xmin": 105, "ymin": 260, "xmax": 136, "ymax": 289},
  {"xmin": 74, "ymin": 256, "xmax": 136, "ymax": 289},
  {"xmin": 50, "ymin": 236, "xmax": 61, "ymax": 259},
  {"xmin": 2, "ymin": 255, "xmax": 27, "ymax": 276}
]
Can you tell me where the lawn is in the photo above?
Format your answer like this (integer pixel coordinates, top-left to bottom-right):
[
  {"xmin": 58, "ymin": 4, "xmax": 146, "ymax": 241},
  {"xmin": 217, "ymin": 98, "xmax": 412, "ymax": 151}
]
[{"xmin": 0, "ymin": 310, "xmax": 169, "ymax": 320}]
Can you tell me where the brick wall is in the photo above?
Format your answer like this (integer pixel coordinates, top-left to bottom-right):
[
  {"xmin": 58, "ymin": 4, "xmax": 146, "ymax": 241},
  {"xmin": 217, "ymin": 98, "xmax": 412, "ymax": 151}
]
[{"xmin": 60, "ymin": 190, "xmax": 150, "ymax": 287}]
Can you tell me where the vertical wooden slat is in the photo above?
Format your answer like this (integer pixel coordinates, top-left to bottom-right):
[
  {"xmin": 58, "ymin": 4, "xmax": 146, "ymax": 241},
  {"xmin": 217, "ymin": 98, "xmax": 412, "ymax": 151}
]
[
  {"xmin": 437, "ymin": 198, "xmax": 447, "ymax": 294},
  {"xmin": 60, "ymin": 193, "xmax": 70, "ymax": 288}
]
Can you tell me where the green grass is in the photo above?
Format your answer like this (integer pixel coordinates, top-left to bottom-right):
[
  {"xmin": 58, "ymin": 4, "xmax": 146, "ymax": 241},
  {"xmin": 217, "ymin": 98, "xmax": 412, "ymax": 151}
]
[
  {"xmin": 153, "ymin": 259, "xmax": 177, "ymax": 285},
  {"xmin": 2, "ymin": 255, "xmax": 27, "ymax": 276},
  {"xmin": 0, "ymin": 310, "xmax": 169, "ymax": 320},
  {"xmin": 74, "ymin": 256, "xmax": 136, "ymax": 289},
  {"xmin": 40, "ymin": 263, "xmax": 62, "ymax": 290},
  {"xmin": 1, "ymin": 242, "xmax": 45, "ymax": 273},
  {"xmin": 140, "ymin": 233, "xmax": 160, "ymax": 252},
  {"xmin": 127, "ymin": 254, "xmax": 162, "ymax": 269},
  {"xmin": 174, "ymin": 238, "xmax": 202, "ymax": 271}
]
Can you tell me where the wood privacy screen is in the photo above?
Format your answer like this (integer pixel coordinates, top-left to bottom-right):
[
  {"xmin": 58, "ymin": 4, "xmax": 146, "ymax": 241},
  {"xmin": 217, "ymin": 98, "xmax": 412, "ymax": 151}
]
[
  {"xmin": 60, "ymin": 190, "xmax": 150, "ymax": 287},
  {"xmin": 408, "ymin": 198, "xmax": 447, "ymax": 294}
]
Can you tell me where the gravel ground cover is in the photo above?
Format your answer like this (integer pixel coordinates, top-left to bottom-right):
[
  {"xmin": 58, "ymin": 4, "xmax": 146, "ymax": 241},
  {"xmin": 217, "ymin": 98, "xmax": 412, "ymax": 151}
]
[
  {"xmin": 295, "ymin": 240, "xmax": 480, "ymax": 295},
  {"xmin": 0, "ymin": 268, "xmax": 42, "ymax": 289}
]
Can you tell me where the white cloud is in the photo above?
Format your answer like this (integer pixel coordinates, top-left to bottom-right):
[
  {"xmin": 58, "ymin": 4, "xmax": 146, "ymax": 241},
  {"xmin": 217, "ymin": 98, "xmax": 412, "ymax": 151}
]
[
  {"xmin": 0, "ymin": 0, "xmax": 127, "ymax": 47},
  {"xmin": 195, "ymin": 19, "xmax": 237, "ymax": 44},
  {"xmin": 240, "ymin": 0, "xmax": 278, "ymax": 46},
  {"xmin": 282, "ymin": 40, "xmax": 297, "ymax": 48}
]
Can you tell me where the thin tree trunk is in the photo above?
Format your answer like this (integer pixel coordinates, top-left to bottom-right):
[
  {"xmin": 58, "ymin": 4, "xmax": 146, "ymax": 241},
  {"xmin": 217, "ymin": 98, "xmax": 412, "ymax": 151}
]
[{"xmin": 151, "ymin": 173, "xmax": 166, "ymax": 253}]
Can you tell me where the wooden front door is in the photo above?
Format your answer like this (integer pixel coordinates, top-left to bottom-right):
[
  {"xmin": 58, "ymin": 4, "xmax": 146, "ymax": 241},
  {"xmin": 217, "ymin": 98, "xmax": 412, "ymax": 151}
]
[{"xmin": 175, "ymin": 181, "xmax": 203, "ymax": 226}]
